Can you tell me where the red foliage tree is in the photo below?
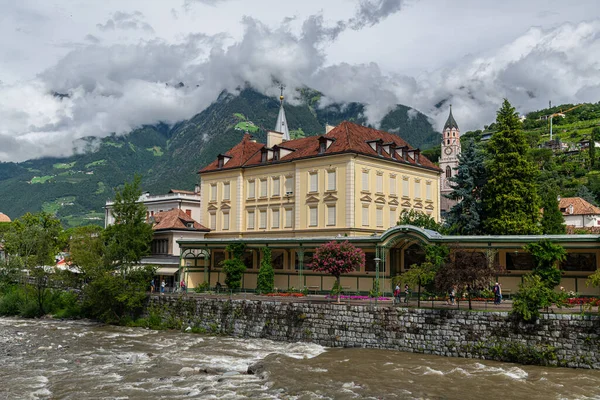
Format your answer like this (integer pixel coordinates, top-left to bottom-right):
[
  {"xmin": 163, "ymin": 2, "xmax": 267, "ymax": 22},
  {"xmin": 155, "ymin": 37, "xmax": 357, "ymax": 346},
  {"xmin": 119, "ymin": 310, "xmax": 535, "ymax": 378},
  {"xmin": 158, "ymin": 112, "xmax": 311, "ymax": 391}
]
[{"xmin": 308, "ymin": 241, "xmax": 365, "ymax": 303}]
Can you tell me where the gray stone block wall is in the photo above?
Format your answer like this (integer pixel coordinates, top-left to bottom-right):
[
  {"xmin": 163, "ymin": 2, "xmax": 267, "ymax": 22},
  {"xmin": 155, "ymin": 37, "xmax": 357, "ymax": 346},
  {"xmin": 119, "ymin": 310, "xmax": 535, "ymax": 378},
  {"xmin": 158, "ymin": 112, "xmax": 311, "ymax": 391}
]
[{"xmin": 147, "ymin": 297, "xmax": 600, "ymax": 369}]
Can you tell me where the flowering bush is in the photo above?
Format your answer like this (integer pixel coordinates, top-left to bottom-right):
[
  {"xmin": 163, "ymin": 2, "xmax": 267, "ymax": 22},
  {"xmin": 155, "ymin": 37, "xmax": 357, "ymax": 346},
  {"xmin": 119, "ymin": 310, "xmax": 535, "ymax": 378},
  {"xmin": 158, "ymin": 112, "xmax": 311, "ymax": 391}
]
[
  {"xmin": 325, "ymin": 295, "xmax": 390, "ymax": 301},
  {"xmin": 567, "ymin": 297, "xmax": 600, "ymax": 306},
  {"xmin": 309, "ymin": 241, "xmax": 365, "ymax": 303},
  {"xmin": 265, "ymin": 292, "xmax": 305, "ymax": 297}
]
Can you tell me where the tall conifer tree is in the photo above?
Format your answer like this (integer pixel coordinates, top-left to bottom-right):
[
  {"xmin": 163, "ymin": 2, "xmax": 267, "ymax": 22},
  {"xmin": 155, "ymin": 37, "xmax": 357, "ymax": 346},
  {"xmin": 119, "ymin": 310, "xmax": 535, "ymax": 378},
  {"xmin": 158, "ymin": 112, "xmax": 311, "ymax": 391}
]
[
  {"xmin": 482, "ymin": 99, "xmax": 541, "ymax": 234},
  {"xmin": 540, "ymin": 187, "xmax": 565, "ymax": 234},
  {"xmin": 444, "ymin": 139, "xmax": 486, "ymax": 235}
]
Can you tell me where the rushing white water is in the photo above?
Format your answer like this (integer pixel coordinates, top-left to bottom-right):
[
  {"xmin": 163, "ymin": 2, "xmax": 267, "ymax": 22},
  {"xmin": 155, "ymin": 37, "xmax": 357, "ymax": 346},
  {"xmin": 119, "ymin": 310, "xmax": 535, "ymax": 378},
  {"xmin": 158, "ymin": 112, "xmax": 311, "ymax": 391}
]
[{"xmin": 1, "ymin": 317, "xmax": 599, "ymax": 399}]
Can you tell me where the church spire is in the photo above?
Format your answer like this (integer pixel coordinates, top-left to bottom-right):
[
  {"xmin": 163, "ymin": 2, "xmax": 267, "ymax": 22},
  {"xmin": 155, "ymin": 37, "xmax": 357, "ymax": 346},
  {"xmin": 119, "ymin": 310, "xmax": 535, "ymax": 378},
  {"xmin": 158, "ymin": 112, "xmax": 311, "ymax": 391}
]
[
  {"xmin": 275, "ymin": 84, "xmax": 290, "ymax": 141},
  {"xmin": 444, "ymin": 104, "xmax": 459, "ymax": 131}
]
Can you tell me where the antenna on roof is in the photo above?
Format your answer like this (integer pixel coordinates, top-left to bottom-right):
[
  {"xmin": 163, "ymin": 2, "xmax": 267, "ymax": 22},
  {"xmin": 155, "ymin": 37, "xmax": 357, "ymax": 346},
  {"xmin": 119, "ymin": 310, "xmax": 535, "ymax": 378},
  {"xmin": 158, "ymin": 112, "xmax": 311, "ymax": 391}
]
[{"xmin": 279, "ymin": 83, "xmax": 285, "ymax": 104}]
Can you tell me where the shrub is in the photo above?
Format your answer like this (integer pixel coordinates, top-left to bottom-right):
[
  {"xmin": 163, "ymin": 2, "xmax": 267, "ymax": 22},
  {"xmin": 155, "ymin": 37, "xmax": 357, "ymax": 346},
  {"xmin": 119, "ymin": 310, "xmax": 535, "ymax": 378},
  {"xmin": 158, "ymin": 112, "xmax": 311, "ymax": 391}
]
[
  {"xmin": 511, "ymin": 275, "xmax": 555, "ymax": 321},
  {"xmin": 256, "ymin": 247, "xmax": 274, "ymax": 294}
]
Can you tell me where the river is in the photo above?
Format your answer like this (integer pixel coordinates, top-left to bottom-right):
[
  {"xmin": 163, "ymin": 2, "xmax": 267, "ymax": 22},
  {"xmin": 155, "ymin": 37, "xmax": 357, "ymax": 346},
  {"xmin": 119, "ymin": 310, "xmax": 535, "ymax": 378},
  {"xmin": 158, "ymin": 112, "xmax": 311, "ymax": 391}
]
[{"xmin": 1, "ymin": 317, "xmax": 599, "ymax": 400}]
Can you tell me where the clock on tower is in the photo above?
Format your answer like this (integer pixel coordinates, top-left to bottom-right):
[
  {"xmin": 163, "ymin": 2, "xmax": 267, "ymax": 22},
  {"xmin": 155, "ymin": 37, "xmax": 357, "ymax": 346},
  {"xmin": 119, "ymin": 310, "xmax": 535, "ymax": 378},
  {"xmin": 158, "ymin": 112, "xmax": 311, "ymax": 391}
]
[{"xmin": 444, "ymin": 147, "xmax": 453, "ymax": 156}]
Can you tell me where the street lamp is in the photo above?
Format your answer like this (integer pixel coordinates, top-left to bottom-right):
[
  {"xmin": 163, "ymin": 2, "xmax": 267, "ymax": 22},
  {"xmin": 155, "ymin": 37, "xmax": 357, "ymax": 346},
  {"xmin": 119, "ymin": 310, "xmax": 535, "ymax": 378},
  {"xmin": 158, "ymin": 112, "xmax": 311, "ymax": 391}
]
[{"xmin": 374, "ymin": 257, "xmax": 381, "ymax": 307}]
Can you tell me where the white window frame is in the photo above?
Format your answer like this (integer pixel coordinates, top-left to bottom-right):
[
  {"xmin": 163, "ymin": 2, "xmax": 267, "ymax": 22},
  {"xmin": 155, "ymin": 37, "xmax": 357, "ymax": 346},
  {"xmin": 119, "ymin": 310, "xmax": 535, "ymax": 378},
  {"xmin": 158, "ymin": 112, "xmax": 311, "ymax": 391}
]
[
  {"xmin": 376, "ymin": 173, "xmax": 383, "ymax": 193},
  {"xmin": 362, "ymin": 205, "xmax": 369, "ymax": 226},
  {"xmin": 327, "ymin": 170, "xmax": 336, "ymax": 191},
  {"xmin": 403, "ymin": 178, "xmax": 409, "ymax": 197},
  {"xmin": 223, "ymin": 182, "xmax": 230, "ymax": 201},
  {"xmin": 209, "ymin": 212, "xmax": 216, "ymax": 230},
  {"xmin": 284, "ymin": 208, "xmax": 293, "ymax": 228},
  {"xmin": 272, "ymin": 209, "xmax": 280, "ymax": 228},
  {"xmin": 285, "ymin": 176, "xmax": 293, "ymax": 195},
  {"xmin": 309, "ymin": 172, "xmax": 318, "ymax": 192},
  {"xmin": 248, "ymin": 180, "xmax": 255, "ymax": 199},
  {"xmin": 247, "ymin": 210, "xmax": 255, "ymax": 229},
  {"xmin": 327, "ymin": 204, "xmax": 336, "ymax": 226},
  {"xmin": 362, "ymin": 171, "xmax": 369, "ymax": 191},
  {"xmin": 414, "ymin": 180, "xmax": 421, "ymax": 199},
  {"xmin": 259, "ymin": 210, "xmax": 267, "ymax": 229},
  {"xmin": 210, "ymin": 184, "xmax": 217, "ymax": 201},
  {"xmin": 426, "ymin": 182, "xmax": 432, "ymax": 201},
  {"xmin": 309, "ymin": 206, "xmax": 318, "ymax": 227},
  {"xmin": 222, "ymin": 211, "xmax": 230, "ymax": 230},
  {"xmin": 390, "ymin": 176, "xmax": 397, "ymax": 196},
  {"xmin": 376, "ymin": 207, "xmax": 383, "ymax": 227},
  {"xmin": 389, "ymin": 208, "xmax": 396, "ymax": 227},
  {"xmin": 260, "ymin": 179, "xmax": 268, "ymax": 198},
  {"xmin": 272, "ymin": 177, "xmax": 280, "ymax": 196}
]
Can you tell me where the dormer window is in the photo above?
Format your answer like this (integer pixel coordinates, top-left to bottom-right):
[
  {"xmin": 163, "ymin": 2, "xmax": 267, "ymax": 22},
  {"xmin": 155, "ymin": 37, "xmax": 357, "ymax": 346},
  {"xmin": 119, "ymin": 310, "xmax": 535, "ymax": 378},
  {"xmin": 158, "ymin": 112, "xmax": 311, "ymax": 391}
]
[
  {"xmin": 366, "ymin": 139, "xmax": 384, "ymax": 156},
  {"xmin": 186, "ymin": 222, "xmax": 194, "ymax": 228},
  {"xmin": 273, "ymin": 148, "xmax": 280, "ymax": 161},
  {"xmin": 318, "ymin": 136, "xmax": 335, "ymax": 154},
  {"xmin": 217, "ymin": 154, "xmax": 232, "ymax": 169},
  {"xmin": 261, "ymin": 148, "xmax": 268, "ymax": 163},
  {"xmin": 389, "ymin": 144, "xmax": 397, "ymax": 159}
]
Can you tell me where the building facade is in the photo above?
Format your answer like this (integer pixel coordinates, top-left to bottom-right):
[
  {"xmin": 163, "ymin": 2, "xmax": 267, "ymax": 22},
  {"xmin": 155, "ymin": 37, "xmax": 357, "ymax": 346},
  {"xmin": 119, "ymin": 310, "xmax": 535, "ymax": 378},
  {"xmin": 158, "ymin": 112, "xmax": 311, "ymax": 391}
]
[
  {"xmin": 198, "ymin": 121, "xmax": 442, "ymax": 239},
  {"xmin": 439, "ymin": 106, "xmax": 461, "ymax": 215},
  {"xmin": 105, "ymin": 188, "xmax": 202, "ymax": 228},
  {"xmin": 559, "ymin": 197, "xmax": 600, "ymax": 228}
]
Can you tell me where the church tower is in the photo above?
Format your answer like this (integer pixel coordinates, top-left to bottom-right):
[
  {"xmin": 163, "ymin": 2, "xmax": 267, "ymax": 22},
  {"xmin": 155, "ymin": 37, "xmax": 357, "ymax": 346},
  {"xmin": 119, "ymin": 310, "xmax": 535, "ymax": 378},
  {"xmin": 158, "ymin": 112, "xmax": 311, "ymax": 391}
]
[
  {"xmin": 439, "ymin": 105, "xmax": 461, "ymax": 215},
  {"xmin": 274, "ymin": 84, "xmax": 290, "ymax": 141}
]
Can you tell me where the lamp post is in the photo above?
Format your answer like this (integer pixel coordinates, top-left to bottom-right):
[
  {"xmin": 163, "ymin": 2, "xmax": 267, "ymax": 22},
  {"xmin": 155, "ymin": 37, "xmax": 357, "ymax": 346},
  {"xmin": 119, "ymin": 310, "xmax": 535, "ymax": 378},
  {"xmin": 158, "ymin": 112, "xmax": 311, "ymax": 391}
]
[{"xmin": 374, "ymin": 257, "xmax": 381, "ymax": 307}]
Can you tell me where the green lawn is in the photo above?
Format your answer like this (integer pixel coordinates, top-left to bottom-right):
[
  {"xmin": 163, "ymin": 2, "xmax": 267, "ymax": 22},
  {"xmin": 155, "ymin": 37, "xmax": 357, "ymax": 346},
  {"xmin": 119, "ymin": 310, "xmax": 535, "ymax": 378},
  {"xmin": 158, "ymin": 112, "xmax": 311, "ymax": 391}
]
[
  {"xmin": 30, "ymin": 175, "xmax": 54, "ymax": 184},
  {"xmin": 103, "ymin": 141, "xmax": 123, "ymax": 148},
  {"xmin": 146, "ymin": 146, "xmax": 164, "ymax": 156},
  {"xmin": 234, "ymin": 121, "xmax": 259, "ymax": 133},
  {"xmin": 53, "ymin": 162, "xmax": 76, "ymax": 169},
  {"xmin": 85, "ymin": 159, "xmax": 107, "ymax": 168},
  {"xmin": 233, "ymin": 113, "xmax": 246, "ymax": 120},
  {"xmin": 42, "ymin": 196, "xmax": 76, "ymax": 214}
]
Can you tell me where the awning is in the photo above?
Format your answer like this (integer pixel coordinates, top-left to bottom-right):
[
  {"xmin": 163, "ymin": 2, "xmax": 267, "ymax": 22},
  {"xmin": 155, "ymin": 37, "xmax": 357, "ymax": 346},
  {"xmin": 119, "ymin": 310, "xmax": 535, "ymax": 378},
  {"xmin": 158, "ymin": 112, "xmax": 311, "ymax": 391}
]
[{"xmin": 156, "ymin": 267, "xmax": 179, "ymax": 276}]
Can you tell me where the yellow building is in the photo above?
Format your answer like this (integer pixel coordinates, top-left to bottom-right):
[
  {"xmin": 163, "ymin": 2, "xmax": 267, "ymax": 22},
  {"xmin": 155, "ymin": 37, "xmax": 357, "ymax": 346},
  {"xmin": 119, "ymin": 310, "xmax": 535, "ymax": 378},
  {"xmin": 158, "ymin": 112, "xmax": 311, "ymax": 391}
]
[{"xmin": 199, "ymin": 121, "xmax": 441, "ymax": 239}]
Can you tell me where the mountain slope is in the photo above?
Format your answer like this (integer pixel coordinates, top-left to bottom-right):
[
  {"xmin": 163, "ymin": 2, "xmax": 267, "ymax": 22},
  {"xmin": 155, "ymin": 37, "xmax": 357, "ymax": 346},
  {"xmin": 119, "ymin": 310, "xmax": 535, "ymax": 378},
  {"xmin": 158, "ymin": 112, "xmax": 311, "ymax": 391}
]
[{"xmin": 0, "ymin": 87, "xmax": 441, "ymax": 226}]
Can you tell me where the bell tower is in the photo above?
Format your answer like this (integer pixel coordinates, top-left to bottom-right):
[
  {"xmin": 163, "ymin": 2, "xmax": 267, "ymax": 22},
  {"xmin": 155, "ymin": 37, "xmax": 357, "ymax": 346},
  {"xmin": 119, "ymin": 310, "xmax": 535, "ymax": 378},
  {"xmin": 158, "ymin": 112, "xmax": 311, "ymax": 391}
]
[{"xmin": 439, "ymin": 105, "xmax": 461, "ymax": 215}]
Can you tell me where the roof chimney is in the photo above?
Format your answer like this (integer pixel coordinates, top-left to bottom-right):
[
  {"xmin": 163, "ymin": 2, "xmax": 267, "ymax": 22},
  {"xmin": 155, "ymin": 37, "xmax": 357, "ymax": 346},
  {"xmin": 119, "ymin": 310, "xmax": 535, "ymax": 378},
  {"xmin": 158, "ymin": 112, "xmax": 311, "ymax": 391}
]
[
  {"xmin": 194, "ymin": 184, "xmax": 200, "ymax": 194},
  {"xmin": 267, "ymin": 130, "xmax": 284, "ymax": 148}
]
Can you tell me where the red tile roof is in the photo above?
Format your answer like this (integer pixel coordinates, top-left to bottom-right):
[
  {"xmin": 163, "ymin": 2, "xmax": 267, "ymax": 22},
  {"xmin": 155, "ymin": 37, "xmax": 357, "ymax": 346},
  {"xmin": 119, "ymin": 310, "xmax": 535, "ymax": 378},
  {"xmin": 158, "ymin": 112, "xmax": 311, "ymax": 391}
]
[
  {"xmin": 0, "ymin": 212, "xmax": 10, "ymax": 223},
  {"xmin": 200, "ymin": 121, "xmax": 441, "ymax": 173},
  {"xmin": 559, "ymin": 197, "xmax": 600, "ymax": 216},
  {"xmin": 152, "ymin": 209, "xmax": 209, "ymax": 232}
]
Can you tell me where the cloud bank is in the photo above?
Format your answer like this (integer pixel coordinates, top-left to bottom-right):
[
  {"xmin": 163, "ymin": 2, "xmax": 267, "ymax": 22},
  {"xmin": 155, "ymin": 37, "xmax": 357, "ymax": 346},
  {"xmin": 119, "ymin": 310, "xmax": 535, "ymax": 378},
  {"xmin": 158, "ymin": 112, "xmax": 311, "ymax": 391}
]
[{"xmin": 0, "ymin": 0, "xmax": 598, "ymax": 162}]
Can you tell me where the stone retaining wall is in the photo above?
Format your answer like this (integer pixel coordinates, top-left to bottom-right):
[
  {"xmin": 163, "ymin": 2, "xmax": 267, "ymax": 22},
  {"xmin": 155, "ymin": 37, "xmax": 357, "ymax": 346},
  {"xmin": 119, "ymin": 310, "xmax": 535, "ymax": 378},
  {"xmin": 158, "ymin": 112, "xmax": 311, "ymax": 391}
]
[{"xmin": 147, "ymin": 296, "xmax": 600, "ymax": 369}]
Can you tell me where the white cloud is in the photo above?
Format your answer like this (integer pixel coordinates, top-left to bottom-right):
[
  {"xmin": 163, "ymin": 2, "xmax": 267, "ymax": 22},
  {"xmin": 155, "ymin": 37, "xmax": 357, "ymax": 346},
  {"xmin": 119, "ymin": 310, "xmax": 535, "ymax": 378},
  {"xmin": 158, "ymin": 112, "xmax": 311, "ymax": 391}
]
[{"xmin": 0, "ymin": 0, "xmax": 598, "ymax": 162}]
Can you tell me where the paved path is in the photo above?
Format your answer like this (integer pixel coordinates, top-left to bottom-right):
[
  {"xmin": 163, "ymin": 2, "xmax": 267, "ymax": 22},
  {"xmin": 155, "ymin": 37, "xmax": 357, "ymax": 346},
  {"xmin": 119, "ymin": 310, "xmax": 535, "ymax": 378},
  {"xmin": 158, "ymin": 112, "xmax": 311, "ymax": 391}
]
[{"xmin": 154, "ymin": 292, "xmax": 597, "ymax": 314}]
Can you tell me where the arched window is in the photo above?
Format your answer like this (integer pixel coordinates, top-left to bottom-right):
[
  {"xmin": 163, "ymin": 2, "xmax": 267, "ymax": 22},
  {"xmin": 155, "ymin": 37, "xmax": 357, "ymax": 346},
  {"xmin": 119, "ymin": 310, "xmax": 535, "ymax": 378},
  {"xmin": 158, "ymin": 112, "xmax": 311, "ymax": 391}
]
[
  {"xmin": 446, "ymin": 165, "xmax": 451, "ymax": 178},
  {"xmin": 447, "ymin": 139, "xmax": 450, "ymax": 145}
]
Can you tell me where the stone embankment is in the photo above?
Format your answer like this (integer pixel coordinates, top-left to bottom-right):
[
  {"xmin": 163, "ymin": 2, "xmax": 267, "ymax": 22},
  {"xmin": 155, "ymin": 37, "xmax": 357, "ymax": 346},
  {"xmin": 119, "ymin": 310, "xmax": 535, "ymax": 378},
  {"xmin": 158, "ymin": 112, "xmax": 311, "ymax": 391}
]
[{"xmin": 147, "ymin": 296, "xmax": 600, "ymax": 369}]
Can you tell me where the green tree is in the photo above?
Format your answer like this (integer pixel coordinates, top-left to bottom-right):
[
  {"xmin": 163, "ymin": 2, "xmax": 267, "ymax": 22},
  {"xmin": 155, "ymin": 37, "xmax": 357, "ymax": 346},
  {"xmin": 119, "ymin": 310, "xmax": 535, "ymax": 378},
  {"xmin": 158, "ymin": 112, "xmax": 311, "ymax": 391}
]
[
  {"xmin": 256, "ymin": 247, "xmax": 274, "ymax": 294},
  {"xmin": 3, "ymin": 212, "xmax": 63, "ymax": 316},
  {"xmin": 78, "ymin": 177, "xmax": 155, "ymax": 323},
  {"xmin": 590, "ymin": 127, "xmax": 600, "ymax": 169},
  {"xmin": 445, "ymin": 139, "xmax": 487, "ymax": 235},
  {"xmin": 540, "ymin": 187, "xmax": 566, "ymax": 234},
  {"xmin": 435, "ymin": 249, "xmax": 501, "ymax": 310},
  {"xmin": 511, "ymin": 275, "xmax": 556, "ymax": 322},
  {"xmin": 308, "ymin": 241, "xmax": 365, "ymax": 303},
  {"xmin": 576, "ymin": 185, "xmax": 597, "ymax": 206},
  {"xmin": 103, "ymin": 175, "xmax": 153, "ymax": 271},
  {"xmin": 482, "ymin": 99, "xmax": 541, "ymax": 234},
  {"xmin": 398, "ymin": 209, "xmax": 447, "ymax": 233},
  {"xmin": 524, "ymin": 240, "xmax": 566, "ymax": 289},
  {"xmin": 401, "ymin": 244, "xmax": 449, "ymax": 307},
  {"xmin": 222, "ymin": 243, "xmax": 246, "ymax": 290}
]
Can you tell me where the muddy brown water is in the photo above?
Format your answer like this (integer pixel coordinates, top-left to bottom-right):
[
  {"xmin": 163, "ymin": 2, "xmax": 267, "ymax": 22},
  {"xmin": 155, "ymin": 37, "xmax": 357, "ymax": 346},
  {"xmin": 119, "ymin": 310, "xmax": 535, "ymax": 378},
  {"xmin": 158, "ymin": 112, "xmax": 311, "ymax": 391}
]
[{"xmin": 0, "ymin": 317, "xmax": 599, "ymax": 399}]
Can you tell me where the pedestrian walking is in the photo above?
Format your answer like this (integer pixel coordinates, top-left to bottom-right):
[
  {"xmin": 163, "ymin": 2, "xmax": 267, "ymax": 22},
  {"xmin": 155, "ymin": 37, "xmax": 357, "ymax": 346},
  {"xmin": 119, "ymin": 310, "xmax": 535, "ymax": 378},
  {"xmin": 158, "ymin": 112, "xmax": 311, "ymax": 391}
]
[
  {"xmin": 447, "ymin": 285, "xmax": 456, "ymax": 305},
  {"xmin": 404, "ymin": 284, "xmax": 410, "ymax": 303},
  {"xmin": 493, "ymin": 282, "xmax": 501, "ymax": 305},
  {"xmin": 150, "ymin": 279, "xmax": 155, "ymax": 293},
  {"xmin": 161, "ymin": 279, "xmax": 166, "ymax": 295},
  {"xmin": 180, "ymin": 279, "xmax": 186, "ymax": 295},
  {"xmin": 393, "ymin": 284, "xmax": 401, "ymax": 304}
]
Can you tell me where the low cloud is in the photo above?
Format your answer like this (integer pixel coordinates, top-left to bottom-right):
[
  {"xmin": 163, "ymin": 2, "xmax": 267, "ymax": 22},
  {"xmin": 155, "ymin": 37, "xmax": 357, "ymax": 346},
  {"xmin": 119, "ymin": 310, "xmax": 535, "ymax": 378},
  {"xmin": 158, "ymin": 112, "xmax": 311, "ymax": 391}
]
[{"xmin": 0, "ymin": 5, "xmax": 598, "ymax": 162}]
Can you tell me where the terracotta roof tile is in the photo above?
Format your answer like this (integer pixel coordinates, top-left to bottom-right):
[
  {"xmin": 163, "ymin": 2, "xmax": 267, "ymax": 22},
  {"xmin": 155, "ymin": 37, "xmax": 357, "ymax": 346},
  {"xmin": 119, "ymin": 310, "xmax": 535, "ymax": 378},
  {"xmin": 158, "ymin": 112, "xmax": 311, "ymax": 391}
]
[
  {"xmin": 558, "ymin": 197, "xmax": 600, "ymax": 216},
  {"xmin": 152, "ymin": 209, "xmax": 210, "ymax": 232},
  {"xmin": 0, "ymin": 212, "xmax": 10, "ymax": 223},
  {"xmin": 200, "ymin": 121, "xmax": 441, "ymax": 173}
]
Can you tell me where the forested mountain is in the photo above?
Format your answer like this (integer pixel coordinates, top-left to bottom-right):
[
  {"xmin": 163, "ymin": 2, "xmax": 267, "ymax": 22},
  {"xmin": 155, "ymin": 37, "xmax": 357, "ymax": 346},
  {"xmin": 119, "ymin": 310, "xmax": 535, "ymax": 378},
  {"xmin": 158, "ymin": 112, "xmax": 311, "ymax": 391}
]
[{"xmin": 0, "ymin": 87, "xmax": 440, "ymax": 227}]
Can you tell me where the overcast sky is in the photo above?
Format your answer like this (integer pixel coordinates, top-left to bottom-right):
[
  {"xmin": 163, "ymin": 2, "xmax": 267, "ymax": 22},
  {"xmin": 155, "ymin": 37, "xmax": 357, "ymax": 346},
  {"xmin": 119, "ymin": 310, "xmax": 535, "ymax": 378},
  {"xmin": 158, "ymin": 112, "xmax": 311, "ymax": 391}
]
[{"xmin": 0, "ymin": 0, "xmax": 599, "ymax": 162}]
